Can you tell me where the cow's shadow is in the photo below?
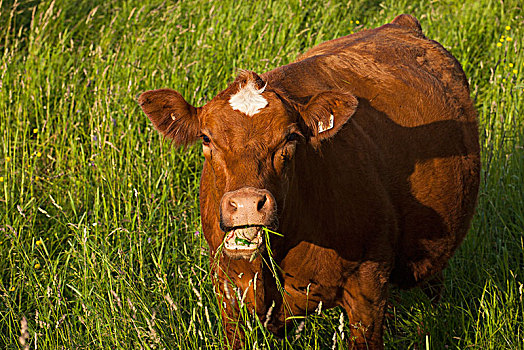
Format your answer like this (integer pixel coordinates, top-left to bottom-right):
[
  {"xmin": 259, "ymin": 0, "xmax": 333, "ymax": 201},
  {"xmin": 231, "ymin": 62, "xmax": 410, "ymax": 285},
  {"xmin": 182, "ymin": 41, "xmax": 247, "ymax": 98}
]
[
  {"xmin": 276, "ymin": 96, "xmax": 479, "ymax": 281},
  {"xmin": 262, "ymin": 96, "xmax": 481, "ymax": 346}
]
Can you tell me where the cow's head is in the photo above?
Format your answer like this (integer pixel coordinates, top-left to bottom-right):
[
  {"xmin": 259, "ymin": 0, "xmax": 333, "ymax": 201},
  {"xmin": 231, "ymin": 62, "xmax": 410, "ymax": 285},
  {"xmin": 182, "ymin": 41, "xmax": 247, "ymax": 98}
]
[{"xmin": 139, "ymin": 71, "xmax": 357, "ymax": 259}]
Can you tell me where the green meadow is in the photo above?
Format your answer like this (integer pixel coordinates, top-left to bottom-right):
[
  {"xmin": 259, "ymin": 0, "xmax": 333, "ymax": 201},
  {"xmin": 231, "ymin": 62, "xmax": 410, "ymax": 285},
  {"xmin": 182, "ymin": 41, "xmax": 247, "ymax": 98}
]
[{"xmin": 0, "ymin": 0, "xmax": 522, "ymax": 348}]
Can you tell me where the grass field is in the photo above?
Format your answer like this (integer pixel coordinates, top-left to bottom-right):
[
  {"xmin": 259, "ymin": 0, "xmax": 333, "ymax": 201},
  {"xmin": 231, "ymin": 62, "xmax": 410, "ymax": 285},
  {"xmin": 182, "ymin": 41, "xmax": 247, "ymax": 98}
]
[{"xmin": 0, "ymin": 0, "xmax": 523, "ymax": 349}]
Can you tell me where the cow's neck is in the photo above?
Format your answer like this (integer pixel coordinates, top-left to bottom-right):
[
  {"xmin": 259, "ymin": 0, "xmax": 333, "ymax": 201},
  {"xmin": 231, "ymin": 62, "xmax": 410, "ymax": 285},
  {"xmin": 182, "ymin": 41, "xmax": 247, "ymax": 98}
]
[{"xmin": 281, "ymin": 141, "xmax": 360, "ymax": 238}]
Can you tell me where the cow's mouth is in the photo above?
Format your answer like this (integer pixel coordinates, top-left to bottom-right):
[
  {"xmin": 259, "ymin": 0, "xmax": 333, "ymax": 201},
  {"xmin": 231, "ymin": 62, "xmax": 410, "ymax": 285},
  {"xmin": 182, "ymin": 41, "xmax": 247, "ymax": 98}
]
[{"xmin": 223, "ymin": 225, "xmax": 264, "ymax": 259}]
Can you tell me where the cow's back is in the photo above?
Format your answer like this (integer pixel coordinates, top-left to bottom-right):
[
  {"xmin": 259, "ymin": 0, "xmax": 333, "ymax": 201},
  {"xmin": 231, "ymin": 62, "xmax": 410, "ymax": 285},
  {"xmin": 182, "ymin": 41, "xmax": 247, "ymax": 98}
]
[{"xmin": 263, "ymin": 14, "xmax": 480, "ymax": 287}]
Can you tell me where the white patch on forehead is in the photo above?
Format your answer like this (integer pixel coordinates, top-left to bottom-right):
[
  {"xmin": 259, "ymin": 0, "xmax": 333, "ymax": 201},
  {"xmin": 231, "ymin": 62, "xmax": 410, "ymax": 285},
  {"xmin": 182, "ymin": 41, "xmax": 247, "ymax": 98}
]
[{"xmin": 228, "ymin": 80, "xmax": 268, "ymax": 116}]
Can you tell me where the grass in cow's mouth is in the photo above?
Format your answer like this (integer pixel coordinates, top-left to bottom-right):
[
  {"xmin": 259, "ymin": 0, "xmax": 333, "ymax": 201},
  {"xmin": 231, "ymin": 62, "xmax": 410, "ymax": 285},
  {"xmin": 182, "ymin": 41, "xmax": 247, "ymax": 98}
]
[
  {"xmin": 262, "ymin": 227, "xmax": 284, "ymax": 238},
  {"xmin": 1, "ymin": 0, "xmax": 522, "ymax": 349},
  {"xmin": 222, "ymin": 226, "xmax": 282, "ymax": 252},
  {"xmin": 223, "ymin": 225, "xmax": 264, "ymax": 253},
  {"xmin": 234, "ymin": 236, "xmax": 251, "ymax": 246}
]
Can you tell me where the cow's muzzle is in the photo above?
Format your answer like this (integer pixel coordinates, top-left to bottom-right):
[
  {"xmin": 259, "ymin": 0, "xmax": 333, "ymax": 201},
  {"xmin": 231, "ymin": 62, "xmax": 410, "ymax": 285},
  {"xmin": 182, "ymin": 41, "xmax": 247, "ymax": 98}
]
[{"xmin": 220, "ymin": 187, "xmax": 277, "ymax": 259}]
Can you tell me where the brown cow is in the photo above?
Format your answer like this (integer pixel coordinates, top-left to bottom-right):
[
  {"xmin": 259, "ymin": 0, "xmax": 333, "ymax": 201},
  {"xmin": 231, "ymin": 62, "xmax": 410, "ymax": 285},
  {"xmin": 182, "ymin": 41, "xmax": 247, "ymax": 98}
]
[{"xmin": 139, "ymin": 14, "xmax": 480, "ymax": 349}]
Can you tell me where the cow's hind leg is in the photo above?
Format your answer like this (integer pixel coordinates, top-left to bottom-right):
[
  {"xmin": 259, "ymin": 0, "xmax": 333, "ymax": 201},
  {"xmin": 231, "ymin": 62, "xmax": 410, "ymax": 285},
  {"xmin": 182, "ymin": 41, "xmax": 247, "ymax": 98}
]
[{"xmin": 341, "ymin": 261, "xmax": 390, "ymax": 350}]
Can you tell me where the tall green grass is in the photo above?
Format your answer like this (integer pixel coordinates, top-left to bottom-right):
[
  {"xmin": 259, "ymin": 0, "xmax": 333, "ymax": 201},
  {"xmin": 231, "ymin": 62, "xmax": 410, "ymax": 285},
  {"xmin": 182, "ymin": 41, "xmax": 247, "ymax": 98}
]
[{"xmin": 0, "ymin": 0, "xmax": 522, "ymax": 348}]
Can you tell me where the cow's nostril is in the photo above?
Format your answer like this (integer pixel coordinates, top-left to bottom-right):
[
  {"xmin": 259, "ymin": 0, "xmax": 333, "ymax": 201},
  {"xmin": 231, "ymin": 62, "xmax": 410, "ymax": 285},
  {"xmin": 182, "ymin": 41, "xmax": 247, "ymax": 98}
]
[
  {"xmin": 257, "ymin": 195, "xmax": 267, "ymax": 212},
  {"xmin": 229, "ymin": 199, "xmax": 238, "ymax": 212}
]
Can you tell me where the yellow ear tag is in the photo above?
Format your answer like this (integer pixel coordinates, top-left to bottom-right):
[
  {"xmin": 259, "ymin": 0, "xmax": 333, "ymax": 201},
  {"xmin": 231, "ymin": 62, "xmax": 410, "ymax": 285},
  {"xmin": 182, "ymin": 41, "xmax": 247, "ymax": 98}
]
[{"xmin": 318, "ymin": 114, "xmax": 334, "ymax": 133}]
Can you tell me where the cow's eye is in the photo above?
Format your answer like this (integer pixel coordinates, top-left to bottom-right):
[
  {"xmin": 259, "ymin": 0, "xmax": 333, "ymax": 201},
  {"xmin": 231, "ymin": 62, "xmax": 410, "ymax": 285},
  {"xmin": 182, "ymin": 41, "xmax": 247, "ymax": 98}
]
[
  {"xmin": 274, "ymin": 140, "xmax": 297, "ymax": 174},
  {"xmin": 286, "ymin": 132, "xmax": 301, "ymax": 143},
  {"xmin": 202, "ymin": 134, "xmax": 211, "ymax": 146},
  {"xmin": 281, "ymin": 149, "xmax": 290, "ymax": 163}
]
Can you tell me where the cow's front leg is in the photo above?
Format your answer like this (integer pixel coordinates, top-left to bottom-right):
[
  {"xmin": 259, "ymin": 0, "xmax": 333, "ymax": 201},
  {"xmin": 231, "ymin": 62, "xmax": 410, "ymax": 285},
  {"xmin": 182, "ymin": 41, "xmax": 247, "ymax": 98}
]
[
  {"xmin": 213, "ymin": 259, "xmax": 265, "ymax": 349},
  {"xmin": 218, "ymin": 299, "xmax": 244, "ymax": 349},
  {"xmin": 214, "ymin": 273, "xmax": 252, "ymax": 349},
  {"xmin": 340, "ymin": 261, "xmax": 390, "ymax": 350}
]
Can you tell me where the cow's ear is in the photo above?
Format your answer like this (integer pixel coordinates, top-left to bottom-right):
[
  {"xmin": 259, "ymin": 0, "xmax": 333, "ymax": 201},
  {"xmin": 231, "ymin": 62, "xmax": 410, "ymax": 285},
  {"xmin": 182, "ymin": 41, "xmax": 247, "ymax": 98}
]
[
  {"xmin": 138, "ymin": 89, "xmax": 200, "ymax": 146},
  {"xmin": 299, "ymin": 91, "xmax": 358, "ymax": 148}
]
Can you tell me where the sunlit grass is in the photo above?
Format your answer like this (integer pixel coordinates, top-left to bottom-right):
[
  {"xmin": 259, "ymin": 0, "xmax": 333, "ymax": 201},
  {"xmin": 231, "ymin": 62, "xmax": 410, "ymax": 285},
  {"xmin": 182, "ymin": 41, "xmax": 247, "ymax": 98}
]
[{"xmin": 0, "ymin": 0, "xmax": 522, "ymax": 349}]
